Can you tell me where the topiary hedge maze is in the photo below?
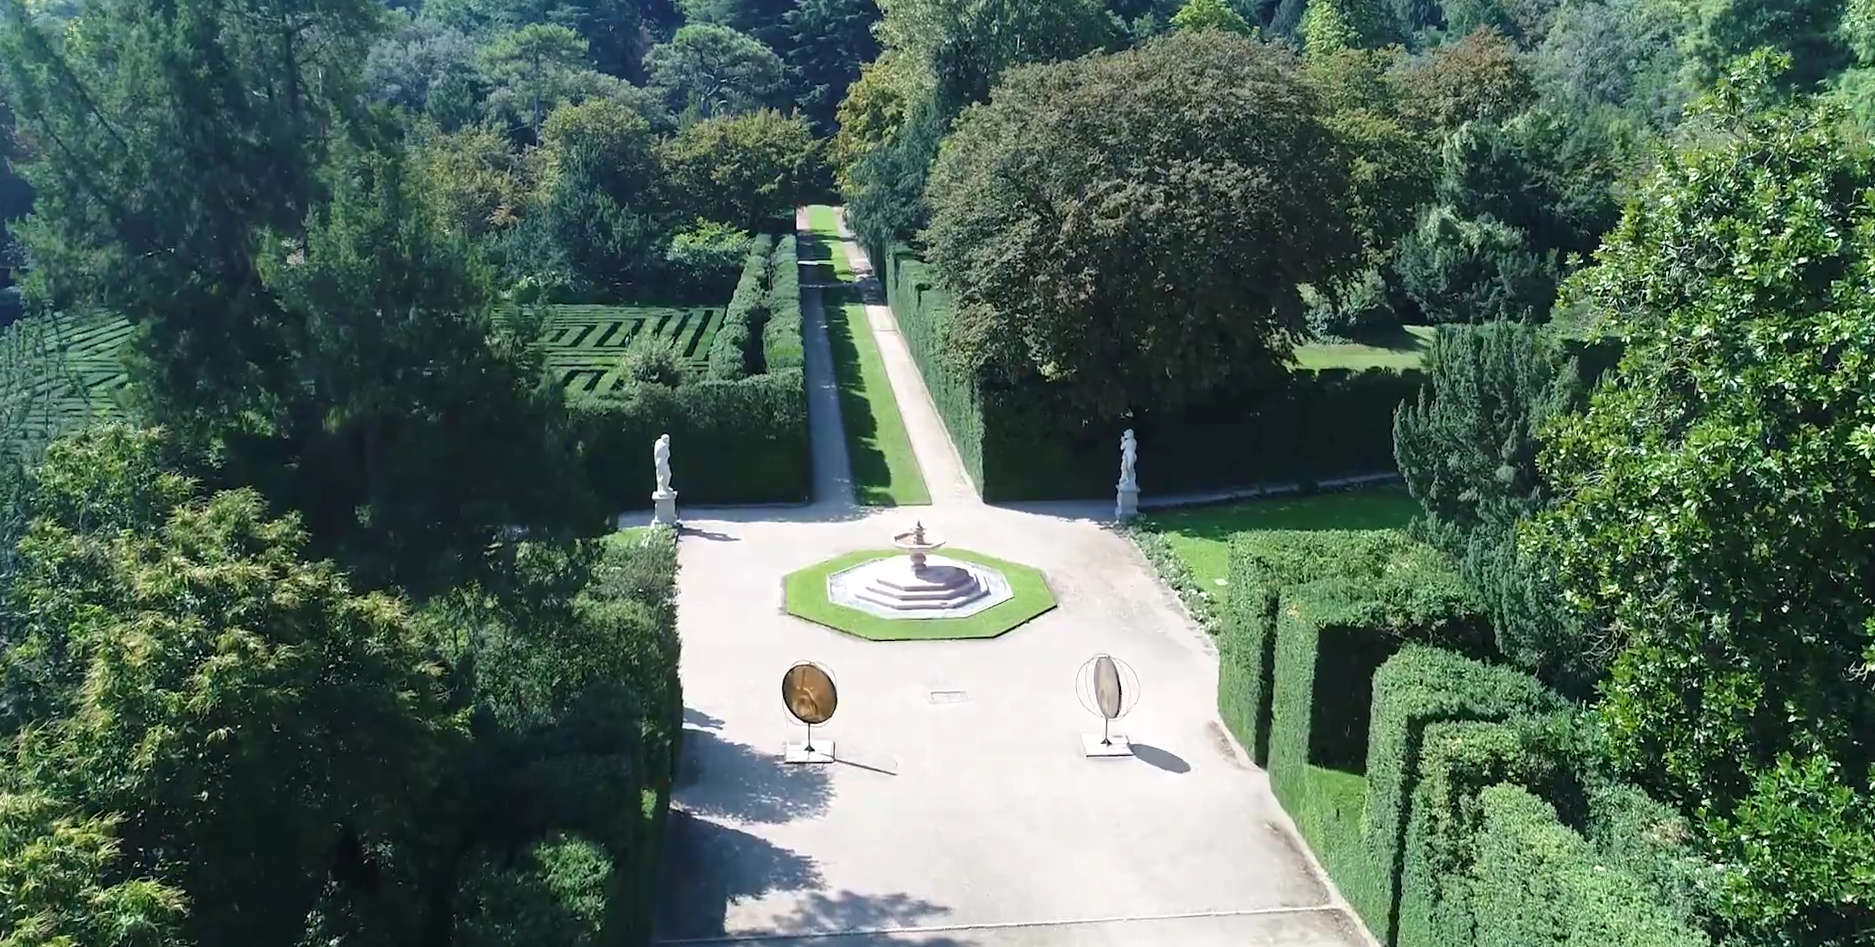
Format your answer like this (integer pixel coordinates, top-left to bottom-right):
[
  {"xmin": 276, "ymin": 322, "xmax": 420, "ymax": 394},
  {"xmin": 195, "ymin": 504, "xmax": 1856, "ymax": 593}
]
[
  {"xmin": 2, "ymin": 310, "xmax": 135, "ymax": 441},
  {"xmin": 538, "ymin": 304, "xmax": 723, "ymax": 396}
]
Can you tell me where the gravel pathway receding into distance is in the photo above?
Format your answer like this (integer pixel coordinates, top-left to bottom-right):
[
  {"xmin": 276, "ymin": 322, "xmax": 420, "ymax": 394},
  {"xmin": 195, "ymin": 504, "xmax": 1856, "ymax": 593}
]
[{"xmin": 647, "ymin": 209, "xmax": 1374, "ymax": 947}]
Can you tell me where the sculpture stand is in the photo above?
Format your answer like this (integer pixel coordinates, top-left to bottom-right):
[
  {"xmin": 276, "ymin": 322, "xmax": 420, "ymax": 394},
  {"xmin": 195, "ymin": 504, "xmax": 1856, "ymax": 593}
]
[
  {"xmin": 1115, "ymin": 483, "xmax": 1139, "ymax": 521},
  {"xmin": 1082, "ymin": 725, "xmax": 1133, "ymax": 758},
  {"xmin": 652, "ymin": 488, "xmax": 678, "ymax": 527},
  {"xmin": 784, "ymin": 723, "xmax": 835, "ymax": 764}
]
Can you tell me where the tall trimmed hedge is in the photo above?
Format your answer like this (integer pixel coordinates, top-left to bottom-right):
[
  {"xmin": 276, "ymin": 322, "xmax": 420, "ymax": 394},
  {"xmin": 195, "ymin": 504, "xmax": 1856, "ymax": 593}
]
[
  {"xmin": 573, "ymin": 369, "xmax": 808, "ymax": 509},
  {"xmin": 879, "ymin": 243, "xmax": 1418, "ymax": 501},
  {"xmin": 1219, "ymin": 530, "xmax": 1480, "ymax": 767},
  {"xmin": 1264, "ymin": 555, "xmax": 1491, "ymax": 931},
  {"xmin": 1470, "ymin": 785, "xmax": 1712, "ymax": 947},
  {"xmin": 762, "ymin": 235, "xmax": 803, "ymax": 372},
  {"xmin": 705, "ymin": 234, "xmax": 776, "ymax": 380},
  {"xmin": 1363, "ymin": 646, "xmax": 1564, "ymax": 943},
  {"xmin": 878, "ymin": 243, "xmax": 986, "ymax": 488}
]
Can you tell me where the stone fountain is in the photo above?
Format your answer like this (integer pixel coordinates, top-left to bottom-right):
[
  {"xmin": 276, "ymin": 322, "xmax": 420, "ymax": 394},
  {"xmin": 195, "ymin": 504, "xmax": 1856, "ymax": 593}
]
[{"xmin": 825, "ymin": 521, "xmax": 1014, "ymax": 620}]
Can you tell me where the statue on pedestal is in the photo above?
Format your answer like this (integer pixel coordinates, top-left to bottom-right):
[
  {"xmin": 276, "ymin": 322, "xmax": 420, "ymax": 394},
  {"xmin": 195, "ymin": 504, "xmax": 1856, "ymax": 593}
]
[
  {"xmin": 652, "ymin": 433, "xmax": 678, "ymax": 526},
  {"xmin": 1115, "ymin": 428, "xmax": 1139, "ymax": 521}
]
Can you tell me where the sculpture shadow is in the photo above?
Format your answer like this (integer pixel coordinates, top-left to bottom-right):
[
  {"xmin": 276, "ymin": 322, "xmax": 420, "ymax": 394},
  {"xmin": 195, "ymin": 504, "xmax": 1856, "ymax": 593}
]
[
  {"xmin": 1131, "ymin": 743, "xmax": 1193, "ymax": 774},
  {"xmin": 683, "ymin": 706, "xmax": 726, "ymax": 730},
  {"xmin": 674, "ymin": 726, "xmax": 833, "ymax": 825},
  {"xmin": 680, "ymin": 525, "xmax": 741, "ymax": 542},
  {"xmin": 653, "ymin": 810, "xmax": 824, "ymax": 940}
]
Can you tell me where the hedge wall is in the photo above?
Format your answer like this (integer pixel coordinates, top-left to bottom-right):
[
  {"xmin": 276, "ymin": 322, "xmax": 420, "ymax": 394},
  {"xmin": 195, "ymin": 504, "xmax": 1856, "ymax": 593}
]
[
  {"xmin": 1362, "ymin": 646, "xmax": 1564, "ymax": 943},
  {"xmin": 878, "ymin": 242, "xmax": 1420, "ymax": 501},
  {"xmin": 705, "ymin": 234, "xmax": 776, "ymax": 381},
  {"xmin": 1470, "ymin": 785, "xmax": 1712, "ymax": 947},
  {"xmin": 763, "ymin": 235, "xmax": 803, "ymax": 372},
  {"xmin": 574, "ymin": 368, "xmax": 808, "ymax": 509},
  {"xmin": 878, "ymin": 243, "xmax": 986, "ymax": 489},
  {"xmin": 1219, "ymin": 530, "xmax": 1482, "ymax": 767},
  {"xmin": 1264, "ymin": 555, "xmax": 1491, "ymax": 932}
]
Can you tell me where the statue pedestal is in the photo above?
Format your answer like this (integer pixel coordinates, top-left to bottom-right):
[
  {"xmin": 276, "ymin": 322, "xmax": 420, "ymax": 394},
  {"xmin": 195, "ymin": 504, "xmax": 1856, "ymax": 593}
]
[
  {"xmin": 1081, "ymin": 733, "xmax": 1132, "ymax": 758},
  {"xmin": 1115, "ymin": 484, "xmax": 1139, "ymax": 521},
  {"xmin": 652, "ymin": 489, "xmax": 678, "ymax": 527}
]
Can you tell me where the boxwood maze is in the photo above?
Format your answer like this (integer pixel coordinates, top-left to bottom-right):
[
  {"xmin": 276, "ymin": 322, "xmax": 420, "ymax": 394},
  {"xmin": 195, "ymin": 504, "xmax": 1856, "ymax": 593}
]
[
  {"xmin": 536, "ymin": 305, "xmax": 722, "ymax": 396},
  {"xmin": 4, "ymin": 311, "xmax": 134, "ymax": 437}
]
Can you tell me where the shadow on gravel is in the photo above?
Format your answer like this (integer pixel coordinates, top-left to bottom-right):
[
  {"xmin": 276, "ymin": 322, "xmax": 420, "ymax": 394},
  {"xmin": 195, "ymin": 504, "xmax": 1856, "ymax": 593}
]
[
  {"xmin": 653, "ymin": 810, "xmax": 824, "ymax": 940},
  {"xmin": 674, "ymin": 726, "xmax": 832, "ymax": 824},
  {"xmin": 761, "ymin": 889, "xmax": 968, "ymax": 945}
]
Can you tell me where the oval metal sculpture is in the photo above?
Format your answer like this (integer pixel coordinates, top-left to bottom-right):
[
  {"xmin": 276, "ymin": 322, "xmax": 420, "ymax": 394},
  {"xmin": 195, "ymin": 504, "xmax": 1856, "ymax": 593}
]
[
  {"xmin": 782, "ymin": 662, "xmax": 838, "ymax": 725},
  {"xmin": 1092, "ymin": 654, "xmax": 1124, "ymax": 720}
]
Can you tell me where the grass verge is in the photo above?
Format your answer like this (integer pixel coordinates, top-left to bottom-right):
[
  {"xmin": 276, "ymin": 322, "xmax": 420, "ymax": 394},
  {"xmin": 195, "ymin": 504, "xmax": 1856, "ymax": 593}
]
[
  {"xmin": 783, "ymin": 547, "xmax": 1055, "ymax": 641},
  {"xmin": 803, "ymin": 204, "xmax": 929, "ymax": 506},
  {"xmin": 1294, "ymin": 325, "xmax": 1436, "ymax": 372}
]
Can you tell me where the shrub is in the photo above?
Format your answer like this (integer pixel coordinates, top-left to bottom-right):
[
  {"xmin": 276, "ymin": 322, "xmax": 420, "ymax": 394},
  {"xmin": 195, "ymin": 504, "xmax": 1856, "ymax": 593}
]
[
  {"xmin": 880, "ymin": 243, "xmax": 985, "ymax": 488},
  {"xmin": 664, "ymin": 220, "xmax": 754, "ymax": 300},
  {"xmin": 572, "ymin": 369, "xmax": 808, "ymax": 509},
  {"xmin": 619, "ymin": 347, "xmax": 686, "ymax": 387},
  {"xmin": 1470, "ymin": 785, "xmax": 1712, "ymax": 947},
  {"xmin": 1265, "ymin": 555, "xmax": 1491, "ymax": 931},
  {"xmin": 1304, "ymin": 269, "xmax": 1401, "ymax": 341},
  {"xmin": 1363, "ymin": 646, "xmax": 1563, "ymax": 942},
  {"xmin": 1398, "ymin": 719, "xmax": 1559, "ymax": 947},
  {"xmin": 762, "ymin": 234, "xmax": 804, "ymax": 372},
  {"xmin": 1393, "ymin": 205, "xmax": 1558, "ymax": 324},
  {"xmin": 705, "ymin": 234, "xmax": 777, "ymax": 381},
  {"xmin": 1219, "ymin": 529, "xmax": 1473, "ymax": 768}
]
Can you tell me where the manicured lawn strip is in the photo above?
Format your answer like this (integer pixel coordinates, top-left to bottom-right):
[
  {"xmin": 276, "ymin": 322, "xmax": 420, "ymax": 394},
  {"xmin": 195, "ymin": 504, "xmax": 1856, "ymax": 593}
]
[
  {"xmin": 1294, "ymin": 325, "xmax": 1436, "ymax": 372},
  {"xmin": 1135, "ymin": 486, "xmax": 1420, "ymax": 595},
  {"xmin": 784, "ymin": 547, "xmax": 1055, "ymax": 641},
  {"xmin": 802, "ymin": 203, "xmax": 930, "ymax": 506}
]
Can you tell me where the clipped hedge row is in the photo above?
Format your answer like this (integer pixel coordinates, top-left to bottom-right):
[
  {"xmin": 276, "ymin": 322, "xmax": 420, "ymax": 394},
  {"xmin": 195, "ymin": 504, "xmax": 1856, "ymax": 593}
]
[
  {"xmin": 1470, "ymin": 785, "xmax": 1712, "ymax": 947},
  {"xmin": 879, "ymin": 243, "xmax": 1419, "ymax": 501},
  {"xmin": 879, "ymin": 243, "xmax": 987, "ymax": 489},
  {"xmin": 1362, "ymin": 646, "xmax": 1565, "ymax": 941},
  {"xmin": 1219, "ymin": 530, "xmax": 1479, "ymax": 767},
  {"xmin": 1265, "ymin": 560, "xmax": 1493, "ymax": 933},
  {"xmin": 573, "ymin": 368, "xmax": 809, "ymax": 509},
  {"xmin": 705, "ymin": 234, "xmax": 777, "ymax": 381},
  {"xmin": 763, "ymin": 235, "xmax": 803, "ymax": 372}
]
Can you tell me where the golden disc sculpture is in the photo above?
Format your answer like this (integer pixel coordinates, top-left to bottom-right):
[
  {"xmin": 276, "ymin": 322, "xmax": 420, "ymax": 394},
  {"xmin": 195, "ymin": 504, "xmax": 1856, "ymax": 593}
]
[
  {"xmin": 1093, "ymin": 654, "xmax": 1123, "ymax": 720},
  {"xmin": 782, "ymin": 662, "xmax": 838, "ymax": 726}
]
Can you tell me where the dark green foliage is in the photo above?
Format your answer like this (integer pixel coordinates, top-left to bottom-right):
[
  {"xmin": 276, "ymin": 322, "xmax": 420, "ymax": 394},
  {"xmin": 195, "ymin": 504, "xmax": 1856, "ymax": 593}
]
[
  {"xmin": 643, "ymin": 23, "xmax": 784, "ymax": 117},
  {"xmin": 1436, "ymin": 109, "xmax": 1625, "ymax": 259},
  {"xmin": 844, "ymin": 99, "xmax": 944, "ymax": 253},
  {"xmin": 1263, "ymin": 549, "xmax": 1491, "ymax": 931},
  {"xmin": 706, "ymin": 234, "xmax": 777, "ymax": 379},
  {"xmin": 455, "ymin": 835, "xmax": 611, "ymax": 946},
  {"xmin": 1305, "ymin": 269, "xmax": 1403, "ymax": 340},
  {"xmin": 663, "ymin": 220, "xmax": 754, "ymax": 298},
  {"xmin": 573, "ymin": 369, "xmax": 808, "ymax": 508},
  {"xmin": 783, "ymin": 0, "xmax": 880, "ymax": 133},
  {"xmin": 879, "ymin": 244, "xmax": 985, "ymax": 487},
  {"xmin": 1397, "ymin": 719, "xmax": 1558, "ymax": 947},
  {"xmin": 1530, "ymin": 92, "xmax": 1875, "ymax": 941},
  {"xmin": 761, "ymin": 234, "xmax": 804, "ymax": 371},
  {"xmin": 0, "ymin": 790, "xmax": 188, "ymax": 945},
  {"xmin": 1469, "ymin": 785, "xmax": 1712, "ymax": 947},
  {"xmin": 1393, "ymin": 323, "xmax": 1596, "ymax": 688},
  {"xmin": 662, "ymin": 110, "xmax": 823, "ymax": 231},
  {"xmin": 924, "ymin": 32, "xmax": 1364, "ymax": 418},
  {"xmin": 1363, "ymin": 646, "xmax": 1563, "ymax": 943},
  {"xmin": 1392, "ymin": 206, "xmax": 1558, "ymax": 323}
]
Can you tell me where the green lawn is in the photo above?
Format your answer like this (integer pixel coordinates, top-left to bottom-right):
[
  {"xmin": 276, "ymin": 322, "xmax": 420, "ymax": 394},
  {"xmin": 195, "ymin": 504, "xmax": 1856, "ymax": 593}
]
[
  {"xmin": 783, "ymin": 548, "xmax": 1055, "ymax": 641},
  {"xmin": 1136, "ymin": 486, "xmax": 1420, "ymax": 594},
  {"xmin": 804, "ymin": 204, "xmax": 930, "ymax": 506},
  {"xmin": 1293, "ymin": 325, "xmax": 1435, "ymax": 372}
]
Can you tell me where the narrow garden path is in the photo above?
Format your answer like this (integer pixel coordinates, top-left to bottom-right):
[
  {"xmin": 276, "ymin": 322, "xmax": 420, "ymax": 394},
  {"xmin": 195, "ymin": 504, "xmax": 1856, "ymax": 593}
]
[
  {"xmin": 796, "ymin": 206, "xmax": 857, "ymax": 510},
  {"xmin": 649, "ymin": 209, "xmax": 1372, "ymax": 947}
]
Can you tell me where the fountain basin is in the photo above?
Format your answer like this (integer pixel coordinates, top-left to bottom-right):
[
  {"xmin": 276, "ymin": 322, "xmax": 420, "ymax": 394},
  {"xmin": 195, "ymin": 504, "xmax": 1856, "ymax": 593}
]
[{"xmin": 827, "ymin": 554, "xmax": 1014, "ymax": 620}]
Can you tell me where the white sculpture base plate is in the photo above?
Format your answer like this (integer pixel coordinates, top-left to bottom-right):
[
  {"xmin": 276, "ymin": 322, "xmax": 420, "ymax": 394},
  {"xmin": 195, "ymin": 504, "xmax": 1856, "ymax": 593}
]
[
  {"xmin": 1115, "ymin": 485, "xmax": 1139, "ymax": 521},
  {"xmin": 1082, "ymin": 733, "xmax": 1133, "ymax": 758},
  {"xmin": 784, "ymin": 740, "xmax": 836, "ymax": 764},
  {"xmin": 651, "ymin": 489, "xmax": 678, "ymax": 527}
]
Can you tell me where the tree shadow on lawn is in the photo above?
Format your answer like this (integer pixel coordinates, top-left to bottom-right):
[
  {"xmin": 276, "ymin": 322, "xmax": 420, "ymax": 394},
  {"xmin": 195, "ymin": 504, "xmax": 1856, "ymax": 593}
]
[{"xmin": 819, "ymin": 289, "xmax": 903, "ymax": 508}]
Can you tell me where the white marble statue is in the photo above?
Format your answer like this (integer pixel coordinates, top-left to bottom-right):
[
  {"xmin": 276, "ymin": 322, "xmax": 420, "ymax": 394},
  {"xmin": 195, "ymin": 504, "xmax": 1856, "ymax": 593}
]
[
  {"xmin": 1118, "ymin": 428, "xmax": 1138, "ymax": 491},
  {"xmin": 654, "ymin": 433, "xmax": 673, "ymax": 495}
]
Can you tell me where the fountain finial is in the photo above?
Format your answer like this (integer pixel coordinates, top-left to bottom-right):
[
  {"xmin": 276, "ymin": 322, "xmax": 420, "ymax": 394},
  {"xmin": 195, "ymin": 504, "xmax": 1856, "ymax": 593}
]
[{"xmin": 913, "ymin": 520, "xmax": 926, "ymax": 545}]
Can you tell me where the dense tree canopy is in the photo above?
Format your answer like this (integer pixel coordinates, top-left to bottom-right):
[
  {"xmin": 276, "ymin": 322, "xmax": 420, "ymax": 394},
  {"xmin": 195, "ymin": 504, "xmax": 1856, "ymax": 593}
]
[
  {"xmin": 1528, "ymin": 83, "xmax": 1875, "ymax": 942},
  {"xmin": 924, "ymin": 32, "xmax": 1362, "ymax": 417},
  {"xmin": 643, "ymin": 23, "xmax": 785, "ymax": 116}
]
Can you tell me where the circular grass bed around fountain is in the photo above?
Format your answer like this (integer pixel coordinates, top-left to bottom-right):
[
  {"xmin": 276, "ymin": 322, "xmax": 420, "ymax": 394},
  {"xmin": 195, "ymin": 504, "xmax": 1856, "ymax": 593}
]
[{"xmin": 783, "ymin": 548, "xmax": 1056, "ymax": 641}]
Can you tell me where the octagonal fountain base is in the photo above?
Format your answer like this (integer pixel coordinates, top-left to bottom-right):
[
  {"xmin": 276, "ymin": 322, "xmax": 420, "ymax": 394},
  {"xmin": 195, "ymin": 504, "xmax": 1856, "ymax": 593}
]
[{"xmin": 827, "ymin": 554, "xmax": 1015, "ymax": 620}]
